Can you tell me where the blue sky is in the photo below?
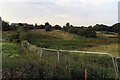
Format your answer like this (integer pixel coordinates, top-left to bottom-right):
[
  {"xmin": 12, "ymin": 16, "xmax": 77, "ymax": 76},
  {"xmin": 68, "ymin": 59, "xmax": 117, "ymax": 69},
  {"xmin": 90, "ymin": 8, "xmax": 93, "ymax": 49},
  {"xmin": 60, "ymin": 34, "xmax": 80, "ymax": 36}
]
[{"xmin": 0, "ymin": 0, "xmax": 119, "ymax": 26}]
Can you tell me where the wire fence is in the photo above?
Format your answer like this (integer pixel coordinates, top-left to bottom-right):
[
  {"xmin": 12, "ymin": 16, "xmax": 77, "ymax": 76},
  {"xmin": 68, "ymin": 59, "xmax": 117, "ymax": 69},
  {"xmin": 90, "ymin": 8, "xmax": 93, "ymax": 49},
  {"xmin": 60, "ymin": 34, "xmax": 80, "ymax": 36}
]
[{"xmin": 21, "ymin": 41, "xmax": 120, "ymax": 79}]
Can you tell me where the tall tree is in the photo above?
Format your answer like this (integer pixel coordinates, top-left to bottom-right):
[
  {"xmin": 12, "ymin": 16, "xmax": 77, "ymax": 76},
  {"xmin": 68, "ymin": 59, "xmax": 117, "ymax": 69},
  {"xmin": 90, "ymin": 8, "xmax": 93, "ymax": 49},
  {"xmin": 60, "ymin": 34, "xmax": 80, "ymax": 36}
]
[
  {"xmin": 66, "ymin": 22, "xmax": 70, "ymax": 27},
  {"xmin": 45, "ymin": 22, "xmax": 52, "ymax": 31},
  {"xmin": 112, "ymin": 23, "xmax": 120, "ymax": 34},
  {"xmin": 2, "ymin": 21, "xmax": 11, "ymax": 31}
]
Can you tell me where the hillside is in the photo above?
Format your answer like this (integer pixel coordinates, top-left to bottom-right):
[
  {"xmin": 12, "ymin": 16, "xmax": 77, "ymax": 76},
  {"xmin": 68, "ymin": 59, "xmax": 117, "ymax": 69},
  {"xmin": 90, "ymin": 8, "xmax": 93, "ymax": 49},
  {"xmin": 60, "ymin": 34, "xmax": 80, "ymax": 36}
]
[
  {"xmin": 27, "ymin": 29, "xmax": 79, "ymax": 40},
  {"xmin": 2, "ymin": 29, "xmax": 119, "ymax": 79},
  {"xmin": 2, "ymin": 29, "xmax": 119, "ymax": 57},
  {"xmin": 22, "ymin": 29, "xmax": 119, "ymax": 57}
]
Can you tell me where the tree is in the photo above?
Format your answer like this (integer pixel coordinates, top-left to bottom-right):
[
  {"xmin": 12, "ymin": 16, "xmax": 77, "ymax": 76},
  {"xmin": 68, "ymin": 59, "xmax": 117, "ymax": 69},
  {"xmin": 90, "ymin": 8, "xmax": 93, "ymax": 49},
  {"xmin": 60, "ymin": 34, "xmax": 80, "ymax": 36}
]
[
  {"xmin": 66, "ymin": 22, "xmax": 70, "ymax": 27},
  {"xmin": 35, "ymin": 23, "xmax": 37, "ymax": 27},
  {"xmin": 68, "ymin": 27, "xmax": 78, "ymax": 34},
  {"xmin": 40, "ymin": 25, "xmax": 45, "ymax": 29},
  {"xmin": 62, "ymin": 22, "xmax": 72, "ymax": 31},
  {"xmin": 34, "ymin": 23, "xmax": 39, "ymax": 29},
  {"xmin": 77, "ymin": 27, "xmax": 96, "ymax": 38},
  {"xmin": 87, "ymin": 27, "xmax": 96, "ymax": 38},
  {"xmin": 2, "ymin": 21, "xmax": 11, "ymax": 31},
  {"xmin": 45, "ymin": 22, "xmax": 49, "ymax": 26},
  {"xmin": 54, "ymin": 25, "xmax": 62, "ymax": 30},
  {"xmin": 45, "ymin": 22, "xmax": 52, "ymax": 31},
  {"xmin": 68, "ymin": 27, "xmax": 74, "ymax": 33},
  {"xmin": 11, "ymin": 25, "xmax": 17, "ymax": 31},
  {"xmin": 38, "ymin": 25, "xmax": 45, "ymax": 29},
  {"xmin": 70, "ymin": 25, "xmax": 73, "ymax": 27},
  {"xmin": 62, "ymin": 26, "xmax": 67, "ymax": 31},
  {"xmin": 18, "ymin": 23, "xmax": 24, "ymax": 26},
  {"xmin": 93, "ymin": 24, "xmax": 109, "ymax": 31},
  {"xmin": 9, "ymin": 27, "xmax": 24, "ymax": 42},
  {"xmin": 112, "ymin": 23, "xmax": 120, "ymax": 34}
]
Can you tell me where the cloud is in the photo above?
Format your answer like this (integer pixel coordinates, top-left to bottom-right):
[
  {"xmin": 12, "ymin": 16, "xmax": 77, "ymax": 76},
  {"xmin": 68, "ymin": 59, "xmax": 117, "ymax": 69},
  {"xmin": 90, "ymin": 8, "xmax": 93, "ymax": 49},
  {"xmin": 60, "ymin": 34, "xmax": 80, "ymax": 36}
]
[
  {"xmin": 0, "ymin": 1, "xmax": 118, "ymax": 26},
  {"xmin": 1, "ymin": 0, "xmax": 119, "ymax": 2}
]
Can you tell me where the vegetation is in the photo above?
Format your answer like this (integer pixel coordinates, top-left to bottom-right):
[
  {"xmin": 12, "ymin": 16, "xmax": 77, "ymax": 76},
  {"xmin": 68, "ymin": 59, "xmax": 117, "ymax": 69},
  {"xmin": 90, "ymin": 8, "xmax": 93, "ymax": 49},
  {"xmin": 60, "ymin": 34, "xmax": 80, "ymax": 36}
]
[
  {"xmin": 24, "ymin": 29, "xmax": 118, "ymax": 50},
  {"xmin": 2, "ymin": 21, "xmax": 11, "ymax": 31},
  {"xmin": 2, "ymin": 29, "xmax": 119, "ymax": 55},
  {"xmin": 54, "ymin": 25, "xmax": 62, "ymax": 30},
  {"xmin": 1, "ymin": 20, "xmax": 120, "ymax": 79},
  {"xmin": 2, "ymin": 20, "xmax": 120, "ymax": 38},
  {"xmin": 62, "ymin": 23, "xmax": 96, "ymax": 38},
  {"xmin": 2, "ymin": 42, "xmax": 117, "ymax": 79},
  {"xmin": 112, "ymin": 23, "xmax": 120, "ymax": 34},
  {"xmin": 45, "ymin": 22, "xmax": 52, "ymax": 31}
]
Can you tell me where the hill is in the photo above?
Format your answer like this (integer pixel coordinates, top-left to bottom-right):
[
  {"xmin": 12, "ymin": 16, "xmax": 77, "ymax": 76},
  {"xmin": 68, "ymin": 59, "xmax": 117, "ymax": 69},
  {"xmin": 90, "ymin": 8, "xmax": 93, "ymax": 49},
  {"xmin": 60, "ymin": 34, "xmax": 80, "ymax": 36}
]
[
  {"xmin": 22, "ymin": 29, "xmax": 119, "ymax": 56},
  {"xmin": 2, "ymin": 29, "xmax": 119, "ymax": 56},
  {"xmin": 2, "ymin": 29, "xmax": 119, "ymax": 79},
  {"xmin": 27, "ymin": 29, "xmax": 78, "ymax": 40}
]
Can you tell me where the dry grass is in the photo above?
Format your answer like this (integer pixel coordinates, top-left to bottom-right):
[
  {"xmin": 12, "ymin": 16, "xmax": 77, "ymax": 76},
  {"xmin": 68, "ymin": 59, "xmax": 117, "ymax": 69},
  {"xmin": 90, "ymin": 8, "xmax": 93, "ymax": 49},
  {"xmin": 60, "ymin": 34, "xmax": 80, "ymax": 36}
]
[
  {"xmin": 28, "ymin": 29, "xmax": 77, "ymax": 40},
  {"xmin": 84, "ymin": 43, "xmax": 119, "ymax": 57},
  {"xmin": 96, "ymin": 31, "xmax": 118, "ymax": 38}
]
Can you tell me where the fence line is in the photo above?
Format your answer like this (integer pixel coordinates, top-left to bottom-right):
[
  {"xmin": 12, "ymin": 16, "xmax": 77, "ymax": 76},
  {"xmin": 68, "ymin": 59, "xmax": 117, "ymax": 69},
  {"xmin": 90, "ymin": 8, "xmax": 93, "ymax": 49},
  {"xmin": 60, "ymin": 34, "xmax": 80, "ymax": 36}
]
[
  {"xmin": 21, "ymin": 41, "xmax": 120, "ymax": 79},
  {"xmin": 42, "ymin": 48, "xmax": 119, "ymax": 79}
]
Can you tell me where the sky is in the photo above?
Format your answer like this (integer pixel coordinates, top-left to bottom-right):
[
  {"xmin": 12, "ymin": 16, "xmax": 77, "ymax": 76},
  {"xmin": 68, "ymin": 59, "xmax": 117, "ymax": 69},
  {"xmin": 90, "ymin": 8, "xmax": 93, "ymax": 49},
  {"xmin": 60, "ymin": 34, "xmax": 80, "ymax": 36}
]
[{"xmin": 0, "ymin": 0, "xmax": 119, "ymax": 26}]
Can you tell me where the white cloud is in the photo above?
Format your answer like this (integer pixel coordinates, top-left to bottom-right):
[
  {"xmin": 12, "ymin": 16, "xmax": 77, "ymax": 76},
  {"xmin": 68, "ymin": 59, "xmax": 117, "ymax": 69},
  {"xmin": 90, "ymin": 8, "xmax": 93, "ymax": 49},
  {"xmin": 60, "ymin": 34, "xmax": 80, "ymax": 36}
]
[
  {"xmin": 1, "ymin": 0, "xmax": 119, "ymax": 2},
  {"xmin": 0, "ymin": 1, "xmax": 118, "ymax": 26}
]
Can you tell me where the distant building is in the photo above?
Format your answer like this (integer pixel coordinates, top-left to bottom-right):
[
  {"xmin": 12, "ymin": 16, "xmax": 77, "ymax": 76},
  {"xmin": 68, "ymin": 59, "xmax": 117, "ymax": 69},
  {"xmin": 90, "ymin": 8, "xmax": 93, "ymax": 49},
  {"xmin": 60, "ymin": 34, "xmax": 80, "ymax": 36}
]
[{"xmin": 0, "ymin": 17, "xmax": 2, "ymax": 31}]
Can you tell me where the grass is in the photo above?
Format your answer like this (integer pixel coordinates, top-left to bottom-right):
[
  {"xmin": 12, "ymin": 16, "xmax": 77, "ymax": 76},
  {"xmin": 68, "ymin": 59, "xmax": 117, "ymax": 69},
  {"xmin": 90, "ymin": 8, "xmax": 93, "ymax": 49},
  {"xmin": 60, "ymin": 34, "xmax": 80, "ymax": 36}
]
[
  {"xmin": 27, "ymin": 29, "xmax": 118, "ymax": 53},
  {"xmin": 96, "ymin": 31, "xmax": 118, "ymax": 38},
  {"xmin": 2, "ymin": 29, "xmax": 119, "ymax": 79},
  {"xmin": 27, "ymin": 29, "xmax": 78, "ymax": 40},
  {"xmin": 84, "ymin": 43, "xmax": 119, "ymax": 57},
  {"xmin": 2, "ymin": 42, "xmax": 20, "ymax": 68},
  {"xmin": 2, "ymin": 42, "xmax": 117, "ymax": 79},
  {"xmin": 39, "ymin": 49, "xmax": 116, "ymax": 79},
  {"xmin": 2, "ymin": 42, "xmax": 45, "ymax": 78}
]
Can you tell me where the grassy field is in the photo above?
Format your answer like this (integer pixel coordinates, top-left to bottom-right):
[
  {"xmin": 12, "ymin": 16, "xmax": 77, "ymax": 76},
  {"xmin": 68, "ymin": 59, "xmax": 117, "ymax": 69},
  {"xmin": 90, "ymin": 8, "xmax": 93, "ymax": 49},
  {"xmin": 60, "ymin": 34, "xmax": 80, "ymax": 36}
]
[
  {"xmin": 26, "ymin": 29, "xmax": 119, "ymax": 56},
  {"xmin": 2, "ymin": 42, "xmax": 117, "ymax": 79},
  {"xmin": 2, "ymin": 29, "xmax": 120, "ymax": 79},
  {"xmin": 84, "ymin": 44, "xmax": 119, "ymax": 57},
  {"xmin": 27, "ymin": 29, "xmax": 77, "ymax": 40}
]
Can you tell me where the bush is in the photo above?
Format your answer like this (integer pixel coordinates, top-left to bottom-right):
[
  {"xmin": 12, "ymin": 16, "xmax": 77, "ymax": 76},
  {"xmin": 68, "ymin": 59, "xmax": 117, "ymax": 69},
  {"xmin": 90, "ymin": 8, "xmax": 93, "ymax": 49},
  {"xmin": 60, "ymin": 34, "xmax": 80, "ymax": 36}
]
[
  {"xmin": 45, "ymin": 25, "xmax": 52, "ymax": 31},
  {"xmin": 93, "ymin": 24, "xmax": 110, "ymax": 31},
  {"xmin": 54, "ymin": 25, "xmax": 62, "ymax": 30},
  {"xmin": 2, "ymin": 21, "xmax": 11, "ymax": 31},
  {"xmin": 45, "ymin": 22, "xmax": 52, "ymax": 31},
  {"xmin": 112, "ymin": 23, "xmax": 120, "ymax": 34},
  {"xmin": 68, "ymin": 27, "xmax": 78, "ymax": 34},
  {"xmin": 35, "ymin": 25, "xmax": 45, "ymax": 29},
  {"xmin": 77, "ymin": 27, "xmax": 96, "ymax": 38}
]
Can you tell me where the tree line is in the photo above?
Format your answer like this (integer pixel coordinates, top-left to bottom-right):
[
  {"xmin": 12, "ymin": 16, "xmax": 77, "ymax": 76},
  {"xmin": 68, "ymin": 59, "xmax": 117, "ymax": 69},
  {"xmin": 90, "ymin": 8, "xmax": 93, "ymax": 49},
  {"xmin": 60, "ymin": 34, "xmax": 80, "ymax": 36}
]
[{"xmin": 2, "ymin": 21, "xmax": 120, "ymax": 38}]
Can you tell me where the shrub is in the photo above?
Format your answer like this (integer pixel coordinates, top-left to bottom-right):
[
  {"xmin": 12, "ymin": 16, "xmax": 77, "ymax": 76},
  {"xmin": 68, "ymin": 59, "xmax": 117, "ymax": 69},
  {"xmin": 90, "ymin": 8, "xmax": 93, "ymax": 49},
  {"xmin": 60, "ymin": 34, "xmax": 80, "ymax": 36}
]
[
  {"xmin": 77, "ymin": 27, "xmax": 96, "ymax": 38},
  {"xmin": 45, "ymin": 25, "xmax": 52, "ymax": 31},
  {"xmin": 45, "ymin": 22, "xmax": 52, "ymax": 31},
  {"xmin": 54, "ymin": 25, "xmax": 62, "ymax": 30}
]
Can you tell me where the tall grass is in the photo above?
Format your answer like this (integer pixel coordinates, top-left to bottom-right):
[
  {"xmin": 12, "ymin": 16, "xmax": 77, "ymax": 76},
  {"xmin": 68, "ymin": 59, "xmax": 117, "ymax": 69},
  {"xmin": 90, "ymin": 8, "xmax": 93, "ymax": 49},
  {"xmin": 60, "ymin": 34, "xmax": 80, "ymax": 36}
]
[
  {"xmin": 2, "ymin": 42, "xmax": 117, "ymax": 79},
  {"xmin": 85, "ymin": 44, "xmax": 119, "ymax": 57},
  {"xmin": 2, "ymin": 30, "xmax": 119, "ymax": 79}
]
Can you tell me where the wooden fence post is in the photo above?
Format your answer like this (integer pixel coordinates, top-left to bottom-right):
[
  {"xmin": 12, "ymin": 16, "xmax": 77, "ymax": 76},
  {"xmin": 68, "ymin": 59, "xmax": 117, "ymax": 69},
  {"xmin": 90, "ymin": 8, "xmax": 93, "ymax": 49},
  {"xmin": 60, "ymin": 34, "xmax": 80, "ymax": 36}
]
[
  {"xmin": 85, "ymin": 68, "xmax": 88, "ymax": 80},
  {"xmin": 66, "ymin": 65, "xmax": 68, "ymax": 78}
]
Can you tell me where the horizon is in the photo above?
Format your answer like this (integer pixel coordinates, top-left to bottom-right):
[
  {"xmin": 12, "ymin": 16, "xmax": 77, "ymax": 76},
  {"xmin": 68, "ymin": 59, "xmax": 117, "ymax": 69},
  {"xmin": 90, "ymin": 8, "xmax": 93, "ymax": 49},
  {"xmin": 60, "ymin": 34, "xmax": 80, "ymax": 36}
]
[{"xmin": 0, "ymin": 0, "xmax": 119, "ymax": 26}]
